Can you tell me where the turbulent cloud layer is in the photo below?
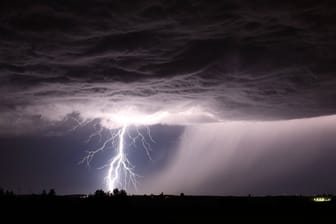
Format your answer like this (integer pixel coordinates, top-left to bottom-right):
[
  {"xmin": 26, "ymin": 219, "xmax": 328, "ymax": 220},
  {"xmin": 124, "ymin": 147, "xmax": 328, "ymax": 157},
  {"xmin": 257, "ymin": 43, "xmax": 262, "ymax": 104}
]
[{"xmin": 1, "ymin": 0, "xmax": 336, "ymax": 134}]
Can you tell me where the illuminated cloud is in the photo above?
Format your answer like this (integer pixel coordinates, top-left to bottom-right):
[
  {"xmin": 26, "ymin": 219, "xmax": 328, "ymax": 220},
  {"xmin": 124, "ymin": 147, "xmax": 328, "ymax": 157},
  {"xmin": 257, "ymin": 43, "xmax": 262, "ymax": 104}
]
[{"xmin": 0, "ymin": 0, "xmax": 336, "ymax": 136}]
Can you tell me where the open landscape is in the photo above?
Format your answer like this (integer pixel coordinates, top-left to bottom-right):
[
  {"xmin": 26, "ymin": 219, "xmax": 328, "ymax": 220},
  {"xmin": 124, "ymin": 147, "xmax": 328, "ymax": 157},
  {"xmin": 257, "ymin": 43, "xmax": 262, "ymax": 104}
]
[
  {"xmin": 1, "ymin": 190, "xmax": 335, "ymax": 221},
  {"xmin": 1, "ymin": 1, "xmax": 336, "ymax": 220}
]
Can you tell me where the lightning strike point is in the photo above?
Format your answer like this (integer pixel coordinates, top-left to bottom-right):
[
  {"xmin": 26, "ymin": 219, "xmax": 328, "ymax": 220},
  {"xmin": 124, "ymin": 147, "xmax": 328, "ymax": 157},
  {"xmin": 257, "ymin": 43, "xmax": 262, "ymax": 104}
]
[{"xmin": 106, "ymin": 125, "xmax": 138, "ymax": 191}]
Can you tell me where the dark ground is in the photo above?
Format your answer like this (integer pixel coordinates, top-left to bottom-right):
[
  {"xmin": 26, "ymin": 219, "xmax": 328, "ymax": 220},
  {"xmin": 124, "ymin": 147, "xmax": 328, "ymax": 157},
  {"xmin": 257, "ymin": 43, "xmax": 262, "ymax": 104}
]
[{"xmin": 0, "ymin": 193, "xmax": 335, "ymax": 222}]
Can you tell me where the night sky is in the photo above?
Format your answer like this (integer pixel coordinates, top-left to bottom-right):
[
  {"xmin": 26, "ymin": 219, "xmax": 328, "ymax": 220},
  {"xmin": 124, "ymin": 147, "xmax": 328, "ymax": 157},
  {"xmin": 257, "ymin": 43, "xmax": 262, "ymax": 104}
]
[{"xmin": 1, "ymin": 0, "xmax": 336, "ymax": 195}]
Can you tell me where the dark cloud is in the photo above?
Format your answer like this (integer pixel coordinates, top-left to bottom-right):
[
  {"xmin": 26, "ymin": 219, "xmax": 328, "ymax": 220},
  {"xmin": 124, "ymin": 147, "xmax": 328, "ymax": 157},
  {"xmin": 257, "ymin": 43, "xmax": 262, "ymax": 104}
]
[{"xmin": 0, "ymin": 0, "xmax": 336, "ymax": 133}]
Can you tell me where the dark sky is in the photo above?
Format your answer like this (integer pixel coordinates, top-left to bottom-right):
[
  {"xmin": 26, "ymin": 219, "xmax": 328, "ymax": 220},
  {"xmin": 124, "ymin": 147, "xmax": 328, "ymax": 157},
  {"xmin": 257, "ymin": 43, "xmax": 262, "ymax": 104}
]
[{"xmin": 0, "ymin": 0, "xmax": 336, "ymax": 195}]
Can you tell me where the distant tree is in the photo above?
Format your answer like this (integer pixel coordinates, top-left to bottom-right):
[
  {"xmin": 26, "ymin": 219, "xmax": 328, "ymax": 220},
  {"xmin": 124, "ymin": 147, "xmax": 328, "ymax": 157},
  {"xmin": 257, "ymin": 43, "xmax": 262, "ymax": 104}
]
[
  {"xmin": 119, "ymin": 189, "xmax": 127, "ymax": 197},
  {"xmin": 180, "ymin": 193, "xmax": 184, "ymax": 197},
  {"xmin": 94, "ymin": 189, "xmax": 106, "ymax": 198},
  {"xmin": 42, "ymin": 189, "xmax": 47, "ymax": 196},
  {"xmin": 48, "ymin": 189, "xmax": 56, "ymax": 197},
  {"xmin": 112, "ymin": 188, "xmax": 127, "ymax": 197},
  {"xmin": 113, "ymin": 188, "xmax": 120, "ymax": 196},
  {"xmin": 159, "ymin": 192, "xmax": 166, "ymax": 199},
  {"xmin": 5, "ymin": 190, "xmax": 14, "ymax": 197}
]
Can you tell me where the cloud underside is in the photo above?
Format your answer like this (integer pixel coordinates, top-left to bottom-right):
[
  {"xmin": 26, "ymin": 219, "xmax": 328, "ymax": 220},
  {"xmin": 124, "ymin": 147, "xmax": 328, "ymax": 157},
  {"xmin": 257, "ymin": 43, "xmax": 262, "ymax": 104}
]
[{"xmin": 1, "ymin": 1, "xmax": 336, "ymax": 134}]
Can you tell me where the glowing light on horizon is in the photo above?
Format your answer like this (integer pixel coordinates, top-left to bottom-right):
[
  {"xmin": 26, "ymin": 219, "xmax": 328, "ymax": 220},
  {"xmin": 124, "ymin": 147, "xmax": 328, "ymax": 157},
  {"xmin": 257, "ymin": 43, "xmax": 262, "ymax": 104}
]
[{"xmin": 313, "ymin": 197, "xmax": 332, "ymax": 202}]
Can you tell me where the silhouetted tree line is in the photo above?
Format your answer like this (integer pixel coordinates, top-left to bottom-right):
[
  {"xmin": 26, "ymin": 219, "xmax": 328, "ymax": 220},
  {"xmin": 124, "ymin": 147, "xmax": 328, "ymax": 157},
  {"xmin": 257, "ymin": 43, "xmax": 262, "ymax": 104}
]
[
  {"xmin": 0, "ymin": 187, "xmax": 130, "ymax": 198},
  {"xmin": 41, "ymin": 189, "xmax": 56, "ymax": 197},
  {"xmin": 0, "ymin": 188, "xmax": 14, "ymax": 197},
  {"xmin": 90, "ymin": 188, "xmax": 127, "ymax": 198},
  {"xmin": 0, "ymin": 187, "xmax": 188, "ymax": 199},
  {"xmin": 0, "ymin": 187, "xmax": 56, "ymax": 198}
]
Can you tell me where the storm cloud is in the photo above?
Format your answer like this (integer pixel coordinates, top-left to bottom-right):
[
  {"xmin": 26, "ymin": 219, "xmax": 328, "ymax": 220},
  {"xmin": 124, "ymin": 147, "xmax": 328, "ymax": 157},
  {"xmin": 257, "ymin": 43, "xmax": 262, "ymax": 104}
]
[{"xmin": 1, "ymin": 0, "xmax": 336, "ymax": 134}]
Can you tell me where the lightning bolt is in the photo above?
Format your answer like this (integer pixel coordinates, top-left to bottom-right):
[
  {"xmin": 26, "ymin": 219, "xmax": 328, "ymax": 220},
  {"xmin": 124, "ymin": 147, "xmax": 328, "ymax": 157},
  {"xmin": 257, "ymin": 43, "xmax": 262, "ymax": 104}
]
[
  {"xmin": 106, "ymin": 125, "xmax": 136, "ymax": 191},
  {"xmin": 75, "ymin": 108, "xmax": 216, "ymax": 192},
  {"xmin": 80, "ymin": 123, "xmax": 154, "ymax": 192}
]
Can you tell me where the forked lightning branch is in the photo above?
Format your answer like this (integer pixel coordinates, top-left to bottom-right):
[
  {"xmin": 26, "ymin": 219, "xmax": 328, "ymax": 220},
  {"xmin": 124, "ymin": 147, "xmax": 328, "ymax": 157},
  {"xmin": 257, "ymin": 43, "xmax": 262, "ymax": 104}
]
[
  {"xmin": 73, "ymin": 107, "xmax": 216, "ymax": 192},
  {"xmin": 77, "ymin": 111, "xmax": 168, "ymax": 192},
  {"xmin": 81, "ymin": 124, "xmax": 154, "ymax": 192}
]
